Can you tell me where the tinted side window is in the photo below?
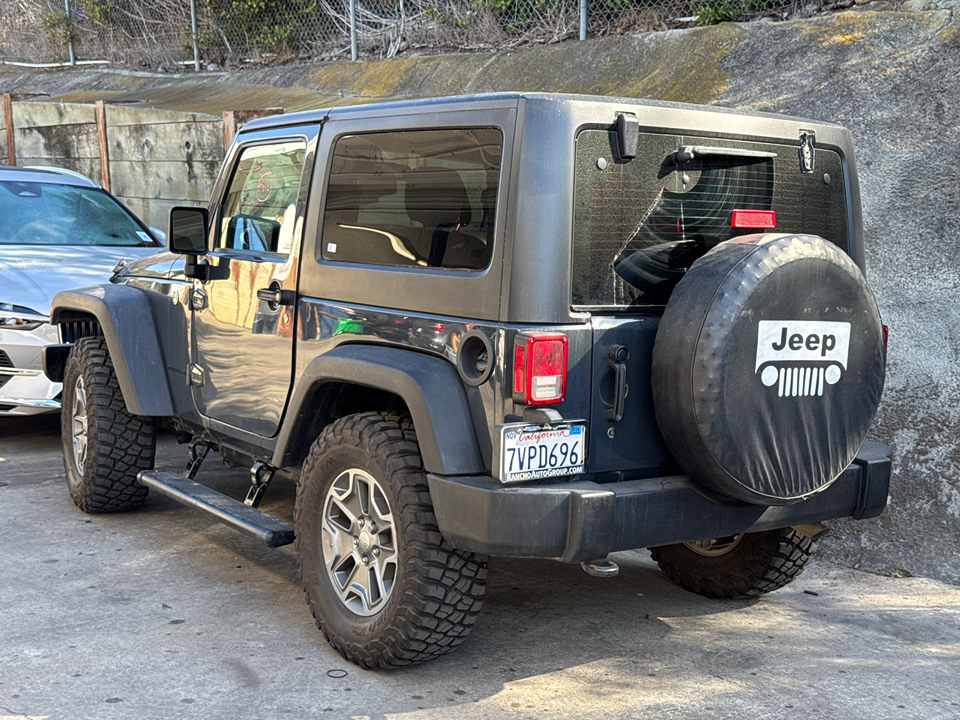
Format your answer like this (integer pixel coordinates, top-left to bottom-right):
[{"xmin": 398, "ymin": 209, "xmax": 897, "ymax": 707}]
[
  {"xmin": 321, "ymin": 128, "xmax": 502, "ymax": 271},
  {"xmin": 218, "ymin": 141, "xmax": 306, "ymax": 254}
]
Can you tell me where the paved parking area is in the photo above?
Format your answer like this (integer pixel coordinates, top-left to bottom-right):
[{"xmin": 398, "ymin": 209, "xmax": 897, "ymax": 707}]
[{"xmin": 2, "ymin": 414, "xmax": 959, "ymax": 720}]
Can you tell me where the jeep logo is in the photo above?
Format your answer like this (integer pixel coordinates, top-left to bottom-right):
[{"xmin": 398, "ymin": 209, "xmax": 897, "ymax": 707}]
[{"xmin": 756, "ymin": 321, "xmax": 851, "ymax": 397}]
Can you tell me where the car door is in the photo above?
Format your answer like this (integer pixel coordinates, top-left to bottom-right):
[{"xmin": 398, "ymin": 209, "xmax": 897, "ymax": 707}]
[{"xmin": 190, "ymin": 130, "xmax": 316, "ymax": 436}]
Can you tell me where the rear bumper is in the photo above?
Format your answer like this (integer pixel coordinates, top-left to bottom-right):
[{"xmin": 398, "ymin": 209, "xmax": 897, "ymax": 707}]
[{"xmin": 427, "ymin": 440, "xmax": 891, "ymax": 563}]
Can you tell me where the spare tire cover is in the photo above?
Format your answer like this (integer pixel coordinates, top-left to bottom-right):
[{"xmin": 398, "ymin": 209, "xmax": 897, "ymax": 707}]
[{"xmin": 652, "ymin": 234, "xmax": 885, "ymax": 506}]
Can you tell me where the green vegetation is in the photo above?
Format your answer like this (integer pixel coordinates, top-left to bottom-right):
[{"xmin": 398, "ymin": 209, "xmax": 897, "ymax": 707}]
[
  {"xmin": 40, "ymin": 9, "xmax": 73, "ymax": 47},
  {"xmin": 693, "ymin": 0, "xmax": 778, "ymax": 25},
  {"xmin": 84, "ymin": 0, "xmax": 115, "ymax": 25},
  {"xmin": 204, "ymin": 0, "xmax": 326, "ymax": 55}
]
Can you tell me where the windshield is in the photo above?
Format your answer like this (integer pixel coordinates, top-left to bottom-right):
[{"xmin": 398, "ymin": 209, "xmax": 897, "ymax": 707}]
[{"xmin": 0, "ymin": 181, "xmax": 156, "ymax": 246}]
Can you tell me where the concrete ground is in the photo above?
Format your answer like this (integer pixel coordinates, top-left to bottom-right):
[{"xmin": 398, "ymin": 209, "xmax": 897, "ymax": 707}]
[{"xmin": 1, "ymin": 414, "xmax": 958, "ymax": 720}]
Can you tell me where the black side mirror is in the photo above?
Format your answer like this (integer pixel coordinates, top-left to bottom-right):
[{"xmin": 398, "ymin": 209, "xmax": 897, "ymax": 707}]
[{"xmin": 168, "ymin": 207, "xmax": 209, "ymax": 255}]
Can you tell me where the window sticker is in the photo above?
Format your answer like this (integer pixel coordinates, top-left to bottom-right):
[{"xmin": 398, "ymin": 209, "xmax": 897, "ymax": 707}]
[{"xmin": 256, "ymin": 171, "xmax": 274, "ymax": 204}]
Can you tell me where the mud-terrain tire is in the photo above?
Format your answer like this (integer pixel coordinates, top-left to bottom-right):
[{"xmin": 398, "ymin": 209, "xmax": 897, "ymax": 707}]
[
  {"xmin": 650, "ymin": 527, "xmax": 817, "ymax": 599},
  {"xmin": 653, "ymin": 234, "xmax": 886, "ymax": 506},
  {"xmin": 61, "ymin": 336, "xmax": 155, "ymax": 512},
  {"xmin": 295, "ymin": 411, "xmax": 488, "ymax": 669}
]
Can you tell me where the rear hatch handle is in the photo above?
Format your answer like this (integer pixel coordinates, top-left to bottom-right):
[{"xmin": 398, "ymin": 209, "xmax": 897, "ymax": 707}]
[
  {"xmin": 606, "ymin": 345, "xmax": 630, "ymax": 423},
  {"xmin": 673, "ymin": 146, "xmax": 778, "ymax": 163}
]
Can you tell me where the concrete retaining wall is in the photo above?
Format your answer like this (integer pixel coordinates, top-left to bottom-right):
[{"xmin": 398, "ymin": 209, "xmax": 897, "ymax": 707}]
[{"xmin": 2, "ymin": 8, "xmax": 958, "ymax": 583}]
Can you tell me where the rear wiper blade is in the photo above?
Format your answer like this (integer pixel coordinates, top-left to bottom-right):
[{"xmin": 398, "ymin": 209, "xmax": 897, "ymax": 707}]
[{"xmin": 673, "ymin": 146, "xmax": 778, "ymax": 163}]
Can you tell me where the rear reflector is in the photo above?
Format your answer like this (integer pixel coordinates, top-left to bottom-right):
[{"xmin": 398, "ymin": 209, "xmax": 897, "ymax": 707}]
[
  {"xmin": 731, "ymin": 209, "xmax": 776, "ymax": 229},
  {"xmin": 513, "ymin": 333, "xmax": 568, "ymax": 406}
]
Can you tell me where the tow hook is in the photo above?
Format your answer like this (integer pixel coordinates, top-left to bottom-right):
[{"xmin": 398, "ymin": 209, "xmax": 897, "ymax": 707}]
[{"xmin": 580, "ymin": 558, "xmax": 620, "ymax": 578}]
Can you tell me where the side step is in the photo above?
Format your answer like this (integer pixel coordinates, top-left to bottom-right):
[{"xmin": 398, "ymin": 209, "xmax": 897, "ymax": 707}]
[{"xmin": 138, "ymin": 471, "xmax": 295, "ymax": 548}]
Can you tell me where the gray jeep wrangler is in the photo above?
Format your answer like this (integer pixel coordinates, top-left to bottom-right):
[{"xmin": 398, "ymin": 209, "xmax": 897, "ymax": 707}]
[{"xmin": 45, "ymin": 93, "xmax": 891, "ymax": 669}]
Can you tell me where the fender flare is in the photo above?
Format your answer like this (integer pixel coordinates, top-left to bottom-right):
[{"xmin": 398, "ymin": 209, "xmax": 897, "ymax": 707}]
[
  {"xmin": 274, "ymin": 344, "xmax": 485, "ymax": 476},
  {"xmin": 50, "ymin": 285, "xmax": 175, "ymax": 416}
]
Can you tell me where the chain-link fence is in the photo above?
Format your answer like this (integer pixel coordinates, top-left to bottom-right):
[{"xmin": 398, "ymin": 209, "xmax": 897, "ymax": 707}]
[{"xmin": 0, "ymin": 0, "xmax": 799, "ymax": 69}]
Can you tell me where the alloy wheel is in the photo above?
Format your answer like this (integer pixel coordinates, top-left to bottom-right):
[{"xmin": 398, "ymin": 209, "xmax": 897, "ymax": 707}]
[
  {"xmin": 71, "ymin": 376, "xmax": 88, "ymax": 475},
  {"xmin": 684, "ymin": 534, "xmax": 744, "ymax": 557},
  {"xmin": 321, "ymin": 468, "xmax": 398, "ymax": 617}
]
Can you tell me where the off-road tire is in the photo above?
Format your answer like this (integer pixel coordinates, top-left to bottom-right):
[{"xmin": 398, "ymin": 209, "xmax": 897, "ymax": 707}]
[
  {"xmin": 652, "ymin": 234, "xmax": 886, "ymax": 505},
  {"xmin": 650, "ymin": 527, "xmax": 818, "ymax": 599},
  {"xmin": 61, "ymin": 336, "xmax": 155, "ymax": 512},
  {"xmin": 295, "ymin": 411, "xmax": 488, "ymax": 669}
]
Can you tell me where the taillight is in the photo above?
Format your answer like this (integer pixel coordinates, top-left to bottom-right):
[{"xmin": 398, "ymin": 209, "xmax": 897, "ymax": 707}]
[
  {"xmin": 731, "ymin": 209, "xmax": 776, "ymax": 229},
  {"xmin": 513, "ymin": 333, "xmax": 568, "ymax": 405},
  {"xmin": 883, "ymin": 324, "xmax": 889, "ymax": 352}
]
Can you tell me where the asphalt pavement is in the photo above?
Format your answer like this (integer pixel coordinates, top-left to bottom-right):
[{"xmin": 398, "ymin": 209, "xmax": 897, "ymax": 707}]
[{"xmin": 1, "ymin": 414, "xmax": 958, "ymax": 720}]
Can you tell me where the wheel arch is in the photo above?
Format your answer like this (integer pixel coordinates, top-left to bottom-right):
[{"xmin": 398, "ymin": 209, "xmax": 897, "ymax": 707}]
[
  {"xmin": 50, "ymin": 286, "xmax": 175, "ymax": 416},
  {"xmin": 273, "ymin": 344, "xmax": 485, "ymax": 476}
]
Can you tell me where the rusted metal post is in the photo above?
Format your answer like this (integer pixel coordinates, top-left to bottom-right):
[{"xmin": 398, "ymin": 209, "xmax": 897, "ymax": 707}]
[
  {"xmin": 223, "ymin": 111, "xmax": 238, "ymax": 150},
  {"xmin": 95, "ymin": 100, "xmax": 111, "ymax": 191},
  {"xmin": 3, "ymin": 94, "xmax": 15, "ymax": 166},
  {"xmin": 223, "ymin": 109, "xmax": 284, "ymax": 150}
]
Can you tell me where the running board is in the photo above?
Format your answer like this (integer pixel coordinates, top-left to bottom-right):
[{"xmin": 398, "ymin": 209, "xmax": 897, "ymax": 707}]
[{"xmin": 138, "ymin": 471, "xmax": 295, "ymax": 548}]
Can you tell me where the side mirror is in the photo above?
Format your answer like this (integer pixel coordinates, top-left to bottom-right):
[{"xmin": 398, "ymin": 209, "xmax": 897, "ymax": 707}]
[{"xmin": 168, "ymin": 207, "xmax": 209, "ymax": 255}]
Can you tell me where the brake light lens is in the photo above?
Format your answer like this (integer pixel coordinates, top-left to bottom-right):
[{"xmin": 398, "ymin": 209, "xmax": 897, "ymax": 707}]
[
  {"xmin": 514, "ymin": 333, "xmax": 568, "ymax": 405},
  {"xmin": 731, "ymin": 209, "xmax": 776, "ymax": 229}
]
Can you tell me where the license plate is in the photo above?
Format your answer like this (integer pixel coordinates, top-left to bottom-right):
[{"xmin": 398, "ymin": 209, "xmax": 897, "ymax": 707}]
[{"xmin": 499, "ymin": 423, "xmax": 586, "ymax": 483}]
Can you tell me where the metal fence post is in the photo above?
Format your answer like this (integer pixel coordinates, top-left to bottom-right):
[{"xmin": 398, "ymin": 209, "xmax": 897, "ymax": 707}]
[
  {"xmin": 350, "ymin": 0, "xmax": 358, "ymax": 61},
  {"xmin": 190, "ymin": 0, "xmax": 201, "ymax": 72},
  {"xmin": 579, "ymin": 0, "xmax": 587, "ymax": 40},
  {"xmin": 64, "ymin": 0, "xmax": 77, "ymax": 65}
]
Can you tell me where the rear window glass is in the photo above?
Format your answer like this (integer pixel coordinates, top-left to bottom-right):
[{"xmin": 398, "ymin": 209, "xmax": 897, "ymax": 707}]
[
  {"xmin": 321, "ymin": 128, "xmax": 502, "ymax": 271},
  {"xmin": 572, "ymin": 130, "xmax": 848, "ymax": 308}
]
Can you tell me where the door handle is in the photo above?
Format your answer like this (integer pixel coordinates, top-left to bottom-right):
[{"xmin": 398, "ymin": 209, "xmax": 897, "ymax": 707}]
[{"xmin": 256, "ymin": 282, "xmax": 296, "ymax": 310}]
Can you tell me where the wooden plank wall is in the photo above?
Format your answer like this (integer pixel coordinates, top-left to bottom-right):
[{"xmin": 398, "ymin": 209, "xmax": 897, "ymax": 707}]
[
  {"xmin": 0, "ymin": 99, "xmax": 226, "ymax": 231},
  {"xmin": 9, "ymin": 102, "xmax": 104, "ymax": 183},
  {"xmin": 107, "ymin": 106, "xmax": 224, "ymax": 230}
]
